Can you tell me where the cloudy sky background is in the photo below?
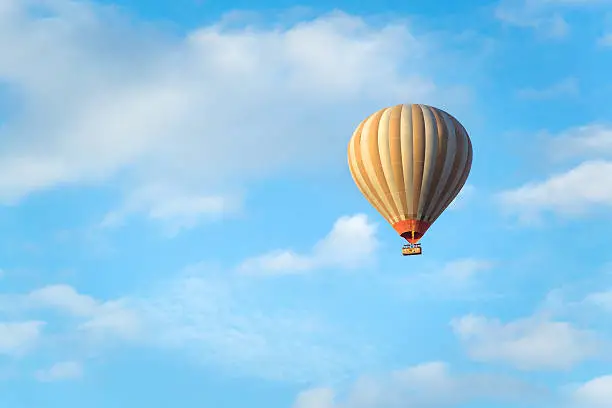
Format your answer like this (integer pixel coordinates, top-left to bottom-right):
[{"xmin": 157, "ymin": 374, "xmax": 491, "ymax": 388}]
[{"xmin": 1, "ymin": 0, "xmax": 612, "ymax": 407}]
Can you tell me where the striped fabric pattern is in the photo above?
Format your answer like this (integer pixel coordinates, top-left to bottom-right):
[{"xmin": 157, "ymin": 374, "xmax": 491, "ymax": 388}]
[{"xmin": 347, "ymin": 104, "xmax": 472, "ymax": 242}]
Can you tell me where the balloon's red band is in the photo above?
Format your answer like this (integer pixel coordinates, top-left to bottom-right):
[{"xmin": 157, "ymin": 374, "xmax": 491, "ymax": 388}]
[{"xmin": 392, "ymin": 219, "xmax": 431, "ymax": 244}]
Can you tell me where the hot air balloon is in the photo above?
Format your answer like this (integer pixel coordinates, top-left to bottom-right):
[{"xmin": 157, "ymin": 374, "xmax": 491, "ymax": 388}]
[{"xmin": 347, "ymin": 104, "xmax": 472, "ymax": 256}]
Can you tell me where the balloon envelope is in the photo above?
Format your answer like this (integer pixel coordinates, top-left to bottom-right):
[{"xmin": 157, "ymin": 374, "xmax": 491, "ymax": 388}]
[{"xmin": 347, "ymin": 104, "xmax": 472, "ymax": 244}]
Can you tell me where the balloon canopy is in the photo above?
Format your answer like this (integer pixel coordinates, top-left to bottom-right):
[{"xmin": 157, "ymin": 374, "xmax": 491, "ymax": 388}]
[{"xmin": 347, "ymin": 104, "xmax": 472, "ymax": 244}]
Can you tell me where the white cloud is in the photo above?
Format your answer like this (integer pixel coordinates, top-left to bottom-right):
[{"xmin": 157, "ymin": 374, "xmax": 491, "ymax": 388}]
[
  {"xmin": 78, "ymin": 300, "xmax": 141, "ymax": 340},
  {"xmin": 517, "ymin": 77, "xmax": 579, "ymax": 100},
  {"xmin": 0, "ymin": 0, "xmax": 468, "ymax": 231},
  {"xmin": 0, "ymin": 266, "xmax": 380, "ymax": 384},
  {"xmin": 237, "ymin": 214, "xmax": 379, "ymax": 275},
  {"xmin": 583, "ymin": 289, "xmax": 612, "ymax": 313},
  {"xmin": 571, "ymin": 375, "xmax": 612, "ymax": 408},
  {"xmin": 238, "ymin": 250, "xmax": 315, "ymax": 274},
  {"xmin": 0, "ymin": 321, "xmax": 44, "ymax": 356},
  {"xmin": 292, "ymin": 361, "xmax": 545, "ymax": 408},
  {"xmin": 539, "ymin": 275, "xmax": 612, "ymax": 330},
  {"xmin": 439, "ymin": 258, "xmax": 494, "ymax": 282},
  {"xmin": 446, "ymin": 184, "xmax": 475, "ymax": 210},
  {"xmin": 12, "ymin": 284, "xmax": 141, "ymax": 340},
  {"xmin": 99, "ymin": 183, "xmax": 241, "ymax": 235},
  {"xmin": 497, "ymin": 161, "xmax": 612, "ymax": 219},
  {"xmin": 133, "ymin": 265, "xmax": 381, "ymax": 383},
  {"xmin": 498, "ymin": 124, "xmax": 612, "ymax": 220},
  {"xmin": 396, "ymin": 258, "xmax": 495, "ymax": 300},
  {"xmin": 28, "ymin": 284, "xmax": 99, "ymax": 316},
  {"xmin": 495, "ymin": 0, "xmax": 569, "ymax": 38},
  {"xmin": 294, "ymin": 388, "xmax": 336, "ymax": 408},
  {"xmin": 451, "ymin": 314, "xmax": 601, "ymax": 370},
  {"xmin": 598, "ymin": 32, "xmax": 612, "ymax": 46},
  {"xmin": 548, "ymin": 124, "xmax": 612, "ymax": 160},
  {"xmin": 35, "ymin": 361, "xmax": 83, "ymax": 382},
  {"xmin": 494, "ymin": 0, "xmax": 611, "ymax": 38}
]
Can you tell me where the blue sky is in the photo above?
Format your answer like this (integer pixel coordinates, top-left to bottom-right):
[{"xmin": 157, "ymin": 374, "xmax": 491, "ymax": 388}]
[{"xmin": 0, "ymin": 0, "xmax": 612, "ymax": 407}]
